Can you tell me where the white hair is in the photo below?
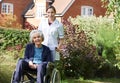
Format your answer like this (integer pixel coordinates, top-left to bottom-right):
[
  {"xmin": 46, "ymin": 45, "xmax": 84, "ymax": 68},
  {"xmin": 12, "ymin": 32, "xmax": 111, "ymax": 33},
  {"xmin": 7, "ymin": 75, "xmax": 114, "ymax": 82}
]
[{"xmin": 29, "ymin": 30, "xmax": 44, "ymax": 43}]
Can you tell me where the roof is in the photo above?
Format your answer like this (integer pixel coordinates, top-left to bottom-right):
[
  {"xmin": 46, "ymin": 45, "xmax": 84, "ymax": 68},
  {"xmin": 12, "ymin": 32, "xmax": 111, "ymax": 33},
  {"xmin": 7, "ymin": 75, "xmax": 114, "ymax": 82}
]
[
  {"xmin": 24, "ymin": 0, "xmax": 75, "ymax": 17},
  {"xmin": 52, "ymin": 0, "xmax": 75, "ymax": 16},
  {"xmin": 23, "ymin": 1, "xmax": 35, "ymax": 17},
  {"xmin": 24, "ymin": 7, "xmax": 35, "ymax": 17}
]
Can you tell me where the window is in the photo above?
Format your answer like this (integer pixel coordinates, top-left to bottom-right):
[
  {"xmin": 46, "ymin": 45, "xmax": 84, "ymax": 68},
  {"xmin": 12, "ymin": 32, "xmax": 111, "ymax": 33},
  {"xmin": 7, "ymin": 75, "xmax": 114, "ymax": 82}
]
[
  {"xmin": 1, "ymin": 3, "xmax": 13, "ymax": 14},
  {"xmin": 81, "ymin": 6, "xmax": 93, "ymax": 16},
  {"xmin": 36, "ymin": 3, "xmax": 45, "ymax": 18}
]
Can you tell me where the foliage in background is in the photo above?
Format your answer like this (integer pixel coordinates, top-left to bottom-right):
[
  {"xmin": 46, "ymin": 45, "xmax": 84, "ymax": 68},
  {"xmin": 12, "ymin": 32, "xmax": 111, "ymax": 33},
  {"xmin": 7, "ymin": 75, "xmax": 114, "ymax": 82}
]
[
  {"xmin": 101, "ymin": 0, "xmax": 120, "ymax": 69},
  {"xmin": 101, "ymin": 0, "xmax": 120, "ymax": 58},
  {"xmin": 0, "ymin": 16, "xmax": 120, "ymax": 80},
  {"xmin": 60, "ymin": 16, "xmax": 120, "ymax": 79},
  {"xmin": 102, "ymin": 0, "xmax": 120, "ymax": 60},
  {"xmin": 60, "ymin": 18, "xmax": 104, "ymax": 79},
  {"xmin": 0, "ymin": 28, "xmax": 29, "ymax": 51},
  {"xmin": 70, "ymin": 16, "xmax": 120, "ymax": 65},
  {"xmin": 0, "ymin": 14, "xmax": 22, "ymax": 28},
  {"xmin": 0, "ymin": 50, "xmax": 23, "ymax": 83},
  {"xmin": 101, "ymin": 0, "xmax": 120, "ymax": 24},
  {"xmin": 24, "ymin": 21, "xmax": 38, "ymax": 30},
  {"xmin": 113, "ymin": 23, "xmax": 120, "ymax": 69},
  {"xmin": 1, "ymin": 50, "xmax": 120, "ymax": 83}
]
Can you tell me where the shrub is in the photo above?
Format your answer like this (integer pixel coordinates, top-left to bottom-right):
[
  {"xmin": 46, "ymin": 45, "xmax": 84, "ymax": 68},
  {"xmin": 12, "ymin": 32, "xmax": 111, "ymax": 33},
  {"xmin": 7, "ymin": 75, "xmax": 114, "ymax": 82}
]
[
  {"xmin": 96, "ymin": 60, "xmax": 120, "ymax": 78},
  {"xmin": 60, "ymin": 18, "xmax": 103, "ymax": 79},
  {"xmin": 60, "ymin": 16, "xmax": 120, "ymax": 79},
  {"xmin": 70, "ymin": 16, "xmax": 120, "ymax": 66},
  {"xmin": 0, "ymin": 28, "xmax": 30, "ymax": 51},
  {"xmin": 0, "ymin": 14, "xmax": 22, "ymax": 28},
  {"xmin": 24, "ymin": 21, "xmax": 38, "ymax": 30}
]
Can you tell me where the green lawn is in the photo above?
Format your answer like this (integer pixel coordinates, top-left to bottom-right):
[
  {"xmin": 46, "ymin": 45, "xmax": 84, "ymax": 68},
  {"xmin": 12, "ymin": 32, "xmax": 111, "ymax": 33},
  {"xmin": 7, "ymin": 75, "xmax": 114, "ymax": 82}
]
[
  {"xmin": 0, "ymin": 51, "xmax": 120, "ymax": 83},
  {"xmin": 62, "ymin": 78, "xmax": 120, "ymax": 83},
  {"xmin": 0, "ymin": 51, "xmax": 16, "ymax": 83}
]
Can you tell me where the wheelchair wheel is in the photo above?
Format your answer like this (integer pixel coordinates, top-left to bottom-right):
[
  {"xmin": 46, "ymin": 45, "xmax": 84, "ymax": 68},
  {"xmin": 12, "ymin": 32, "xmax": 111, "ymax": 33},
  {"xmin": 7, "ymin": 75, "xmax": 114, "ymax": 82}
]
[
  {"xmin": 50, "ymin": 68, "xmax": 61, "ymax": 83},
  {"xmin": 11, "ymin": 71, "xmax": 15, "ymax": 83},
  {"xmin": 11, "ymin": 71, "xmax": 26, "ymax": 83},
  {"xmin": 11, "ymin": 70, "xmax": 35, "ymax": 83}
]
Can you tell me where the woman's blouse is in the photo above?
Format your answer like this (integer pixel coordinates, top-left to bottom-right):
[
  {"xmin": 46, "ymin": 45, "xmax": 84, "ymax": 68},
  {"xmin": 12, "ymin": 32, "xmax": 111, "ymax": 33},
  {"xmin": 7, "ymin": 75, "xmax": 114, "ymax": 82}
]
[{"xmin": 38, "ymin": 18, "xmax": 64, "ymax": 50}]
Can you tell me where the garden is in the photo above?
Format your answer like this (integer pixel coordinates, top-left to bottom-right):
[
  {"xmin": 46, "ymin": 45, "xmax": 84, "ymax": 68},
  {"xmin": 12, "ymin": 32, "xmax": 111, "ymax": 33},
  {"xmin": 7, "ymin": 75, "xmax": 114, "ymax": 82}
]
[
  {"xmin": 0, "ymin": 0, "xmax": 120, "ymax": 82},
  {"xmin": 0, "ymin": 15, "xmax": 120, "ymax": 83}
]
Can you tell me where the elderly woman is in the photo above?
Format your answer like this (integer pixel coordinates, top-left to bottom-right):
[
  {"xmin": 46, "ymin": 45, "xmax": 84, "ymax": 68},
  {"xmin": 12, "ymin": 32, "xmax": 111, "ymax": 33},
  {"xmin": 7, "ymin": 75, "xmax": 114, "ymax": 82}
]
[{"xmin": 13, "ymin": 30, "xmax": 53, "ymax": 83}]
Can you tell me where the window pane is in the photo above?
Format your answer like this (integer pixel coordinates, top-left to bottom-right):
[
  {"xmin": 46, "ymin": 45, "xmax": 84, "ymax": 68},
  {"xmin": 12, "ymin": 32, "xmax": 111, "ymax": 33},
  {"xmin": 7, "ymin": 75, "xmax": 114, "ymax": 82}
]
[
  {"xmin": 81, "ymin": 6, "xmax": 93, "ymax": 16},
  {"xmin": 36, "ymin": 3, "xmax": 45, "ymax": 18},
  {"xmin": 83, "ymin": 8, "xmax": 86, "ymax": 15},
  {"xmin": 2, "ymin": 4, "xmax": 6, "ymax": 13},
  {"xmin": 8, "ymin": 5, "xmax": 10, "ymax": 13},
  {"xmin": 1, "ymin": 3, "xmax": 13, "ymax": 14},
  {"xmin": 88, "ymin": 8, "xmax": 93, "ymax": 16}
]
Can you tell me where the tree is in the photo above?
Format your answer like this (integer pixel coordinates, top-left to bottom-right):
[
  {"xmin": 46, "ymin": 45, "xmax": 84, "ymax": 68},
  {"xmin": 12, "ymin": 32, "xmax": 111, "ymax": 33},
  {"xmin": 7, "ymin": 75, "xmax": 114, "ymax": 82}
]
[{"xmin": 102, "ymin": 0, "xmax": 120, "ymax": 23}]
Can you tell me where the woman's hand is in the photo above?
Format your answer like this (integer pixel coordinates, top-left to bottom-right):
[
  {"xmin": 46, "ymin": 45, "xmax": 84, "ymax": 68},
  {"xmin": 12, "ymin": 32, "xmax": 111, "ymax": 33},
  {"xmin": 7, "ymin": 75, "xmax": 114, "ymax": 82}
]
[
  {"xmin": 56, "ymin": 38, "xmax": 64, "ymax": 52},
  {"xmin": 28, "ymin": 61, "xmax": 37, "ymax": 69},
  {"xmin": 55, "ymin": 47, "xmax": 60, "ymax": 52},
  {"xmin": 56, "ymin": 46, "xmax": 65, "ymax": 52}
]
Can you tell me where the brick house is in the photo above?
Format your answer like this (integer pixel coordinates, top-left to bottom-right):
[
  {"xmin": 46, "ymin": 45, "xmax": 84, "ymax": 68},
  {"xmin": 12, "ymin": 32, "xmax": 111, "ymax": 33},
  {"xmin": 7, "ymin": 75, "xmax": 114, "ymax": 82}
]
[
  {"xmin": 0, "ymin": 0, "xmax": 33, "ymax": 28},
  {"xmin": 53, "ymin": 0, "xmax": 106, "ymax": 20},
  {"xmin": 0, "ymin": 0, "xmax": 106, "ymax": 28}
]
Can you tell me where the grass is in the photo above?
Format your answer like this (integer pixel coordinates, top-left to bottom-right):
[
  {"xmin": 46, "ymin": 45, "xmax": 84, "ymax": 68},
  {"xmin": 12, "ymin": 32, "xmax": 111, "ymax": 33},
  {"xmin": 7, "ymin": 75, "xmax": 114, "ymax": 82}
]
[
  {"xmin": 0, "ymin": 50, "xmax": 17, "ymax": 83},
  {"xmin": 0, "ymin": 50, "xmax": 120, "ymax": 83},
  {"xmin": 62, "ymin": 78, "xmax": 120, "ymax": 83}
]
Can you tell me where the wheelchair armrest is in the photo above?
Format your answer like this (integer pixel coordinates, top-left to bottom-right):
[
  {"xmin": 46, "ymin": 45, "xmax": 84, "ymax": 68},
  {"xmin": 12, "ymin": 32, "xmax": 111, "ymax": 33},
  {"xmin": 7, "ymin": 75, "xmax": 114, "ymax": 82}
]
[
  {"xmin": 46, "ymin": 62, "xmax": 55, "ymax": 76},
  {"xmin": 47, "ymin": 62, "xmax": 55, "ymax": 69}
]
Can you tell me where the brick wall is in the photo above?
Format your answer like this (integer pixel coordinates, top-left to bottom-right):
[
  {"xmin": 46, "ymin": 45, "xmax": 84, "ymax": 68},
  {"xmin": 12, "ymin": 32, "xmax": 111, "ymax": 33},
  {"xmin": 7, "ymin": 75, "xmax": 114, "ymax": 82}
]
[
  {"xmin": 0, "ymin": 0, "xmax": 32, "ymax": 28},
  {"xmin": 63, "ymin": 0, "xmax": 106, "ymax": 20}
]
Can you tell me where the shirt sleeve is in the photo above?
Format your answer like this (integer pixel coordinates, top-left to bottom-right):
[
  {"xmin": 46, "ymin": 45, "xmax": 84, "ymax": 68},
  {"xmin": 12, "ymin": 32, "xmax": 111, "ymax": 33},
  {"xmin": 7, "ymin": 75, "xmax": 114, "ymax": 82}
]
[
  {"xmin": 58, "ymin": 23, "xmax": 64, "ymax": 38},
  {"xmin": 24, "ymin": 44, "xmax": 33, "ymax": 62},
  {"xmin": 24, "ymin": 44, "xmax": 30, "ymax": 62}
]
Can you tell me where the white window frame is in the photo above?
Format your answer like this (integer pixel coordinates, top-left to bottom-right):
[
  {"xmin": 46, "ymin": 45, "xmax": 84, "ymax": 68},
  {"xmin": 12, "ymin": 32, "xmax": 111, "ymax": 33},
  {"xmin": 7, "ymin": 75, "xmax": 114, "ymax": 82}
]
[
  {"xmin": 1, "ymin": 3, "xmax": 13, "ymax": 14},
  {"xmin": 81, "ymin": 6, "xmax": 93, "ymax": 16},
  {"xmin": 36, "ymin": 3, "xmax": 45, "ymax": 18}
]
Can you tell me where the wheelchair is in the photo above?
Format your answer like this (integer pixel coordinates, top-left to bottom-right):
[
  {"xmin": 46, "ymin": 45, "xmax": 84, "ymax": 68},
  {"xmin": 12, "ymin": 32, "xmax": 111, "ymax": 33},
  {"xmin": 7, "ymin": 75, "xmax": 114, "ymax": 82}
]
[{"xmin": 11, "ymin": 62, "xmax": 61, "ymax": 83}]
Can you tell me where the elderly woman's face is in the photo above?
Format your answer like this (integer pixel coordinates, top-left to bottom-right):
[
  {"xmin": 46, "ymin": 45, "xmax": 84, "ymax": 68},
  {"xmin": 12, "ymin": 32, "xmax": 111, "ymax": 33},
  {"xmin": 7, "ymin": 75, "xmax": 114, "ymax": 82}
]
[{"xmin": 32, "ymin": 33, "xmax": 43, "ymax": 46}]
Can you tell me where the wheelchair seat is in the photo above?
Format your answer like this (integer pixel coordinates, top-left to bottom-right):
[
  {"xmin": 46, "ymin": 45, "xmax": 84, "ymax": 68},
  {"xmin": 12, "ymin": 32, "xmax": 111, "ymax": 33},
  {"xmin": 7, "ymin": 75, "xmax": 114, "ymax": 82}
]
[{"xmin": 11, "ymin": 62, "xmax": 61, "ymax": 83}]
